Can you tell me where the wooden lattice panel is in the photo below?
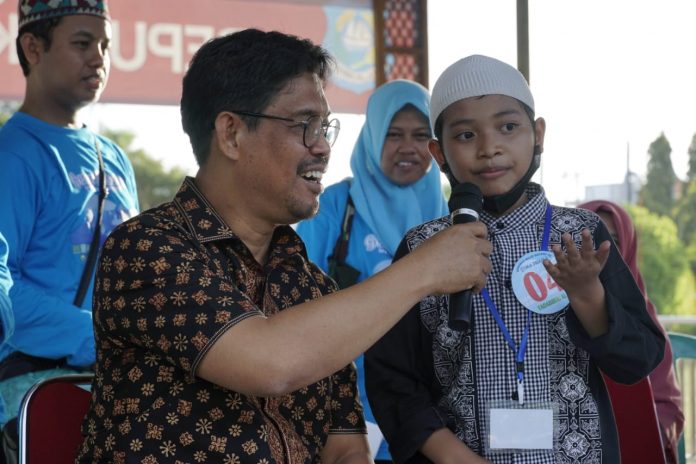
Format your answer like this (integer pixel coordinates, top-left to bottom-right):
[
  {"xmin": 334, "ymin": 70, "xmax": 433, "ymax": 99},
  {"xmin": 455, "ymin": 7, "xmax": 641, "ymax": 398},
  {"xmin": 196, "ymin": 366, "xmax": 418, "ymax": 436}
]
[
  {"xmin": 374, "ymin": 0, "xmax": 428, "ymax": 87},
  {"xmin": 383, "ymin": 0, "xmax": 419, "ymax": 48},
  {"xmin": 385, "ymin": 52, "xmax": 419, "ymax": 81}
]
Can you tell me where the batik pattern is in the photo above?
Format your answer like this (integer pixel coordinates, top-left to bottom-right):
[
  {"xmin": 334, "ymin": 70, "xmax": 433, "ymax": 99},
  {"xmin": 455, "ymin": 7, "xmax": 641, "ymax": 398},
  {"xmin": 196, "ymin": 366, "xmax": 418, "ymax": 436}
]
[{"xmin": 77, "ymin": 177, "xmax": 365, "ymax": 464}]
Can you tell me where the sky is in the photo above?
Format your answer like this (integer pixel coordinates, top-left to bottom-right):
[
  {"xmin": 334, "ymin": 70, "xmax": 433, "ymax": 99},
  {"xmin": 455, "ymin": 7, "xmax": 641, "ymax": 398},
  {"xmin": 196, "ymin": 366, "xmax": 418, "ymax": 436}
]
[{"xmin": 82, "ymin": 0, "xmax": 696, "ymax": 207}]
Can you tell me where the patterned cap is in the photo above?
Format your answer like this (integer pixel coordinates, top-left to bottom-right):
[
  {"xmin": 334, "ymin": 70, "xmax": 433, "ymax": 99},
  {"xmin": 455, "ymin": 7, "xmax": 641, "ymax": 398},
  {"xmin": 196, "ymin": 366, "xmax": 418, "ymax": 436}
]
[
  {"xmin": 430, "ymin": 54, "xmax": 534, "ymax": 128},
  {"xmin": 19, "ymin": 0, "xmax": 110, "ymax": 30}
]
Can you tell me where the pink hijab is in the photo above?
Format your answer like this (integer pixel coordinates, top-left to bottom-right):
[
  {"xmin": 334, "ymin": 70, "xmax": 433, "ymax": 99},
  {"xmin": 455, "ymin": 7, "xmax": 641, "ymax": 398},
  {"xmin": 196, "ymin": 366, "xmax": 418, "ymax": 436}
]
[{"xmin": 579, "ymin": 200, "xmax": 683, "ymax": 462}]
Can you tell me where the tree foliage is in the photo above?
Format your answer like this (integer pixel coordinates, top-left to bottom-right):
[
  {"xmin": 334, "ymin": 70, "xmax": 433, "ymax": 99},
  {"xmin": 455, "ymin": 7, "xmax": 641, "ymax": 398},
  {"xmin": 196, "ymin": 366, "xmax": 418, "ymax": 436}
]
[
  {"xmin": 102, "ymin": 129, "xmax": 188, "ymax": 211},
  {"xmin": 676, "ymin": 133, "xmax": 696, "ymax": 274},
  {"xmin": 675, "ymin": 180, "xmax": 696, "ymax": 282},
  {"xmin": 626, "ymin": 205, "xmax": 694, "ymax": 315},
  {"xmin": 676, "ymin": 180, "xmax": 696, "ymax": 243},
  {"xmin": 0, "ymin": 102, "xmax": 18, "ymax": 124},
  {"xmin": 687, "ymin": 240, "xmax": 696, "ymax": 276},
  {"xmin": 640, "ymin": 133, "xmax": 676, "ymax": 216},
  {"xmin": 0, "ymin": 107, "xmax": 13, "ymax": 127},
  {"xmin": 688, "ymin": 132, "xmax": 696, "ymax": 182}
]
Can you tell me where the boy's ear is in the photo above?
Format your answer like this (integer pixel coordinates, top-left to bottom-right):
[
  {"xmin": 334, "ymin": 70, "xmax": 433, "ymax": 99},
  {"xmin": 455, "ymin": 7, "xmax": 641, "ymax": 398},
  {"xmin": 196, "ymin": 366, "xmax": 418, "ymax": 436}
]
[
  {"xmin": 533, "ymin": 117, "xmax": 546, "ymax": 154},
  {"xmin": 428, "ymin": 139, "xmax": 446, "ymax": 168},
  {"xmin": 429, "ymin": 139, "xmax": 459, "ymax": 185}
]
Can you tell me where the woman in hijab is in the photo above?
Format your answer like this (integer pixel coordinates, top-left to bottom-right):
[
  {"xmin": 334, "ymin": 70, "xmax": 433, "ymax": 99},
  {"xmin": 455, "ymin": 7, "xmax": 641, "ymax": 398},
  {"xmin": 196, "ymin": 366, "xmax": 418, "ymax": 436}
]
[
  {"xmin": 579, "ymin": 199, "xmax": 683, "ymax": 464},
  {"xmin": 297, "ymin": 79, "xmax": 447, "ymax": 462}
]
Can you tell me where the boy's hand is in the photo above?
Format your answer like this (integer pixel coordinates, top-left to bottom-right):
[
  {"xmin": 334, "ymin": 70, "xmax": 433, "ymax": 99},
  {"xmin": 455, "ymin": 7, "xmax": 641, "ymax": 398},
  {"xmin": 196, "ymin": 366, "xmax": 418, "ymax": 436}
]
[
  {"xmin": 543, "ymin": 229, "xmax": 610, "ymax": 296},
  {"xmin": 543, "ymin": 228, "xmax": 611, "ymax": 337}
]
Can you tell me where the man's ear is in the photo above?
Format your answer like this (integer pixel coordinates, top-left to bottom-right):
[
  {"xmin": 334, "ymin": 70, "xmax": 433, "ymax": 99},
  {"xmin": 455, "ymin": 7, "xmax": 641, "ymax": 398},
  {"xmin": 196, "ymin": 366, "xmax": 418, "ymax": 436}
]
[
  {"xmin": 428, "ymin": 139, "xmax": 447, "ymax": 169},
  {"xmin": 19, "ymin": 33, "xmax": 44, "ymax": 68},
  {"xmin": 213, "ymin": 112, "xmax": 243, "ymax": 161}
]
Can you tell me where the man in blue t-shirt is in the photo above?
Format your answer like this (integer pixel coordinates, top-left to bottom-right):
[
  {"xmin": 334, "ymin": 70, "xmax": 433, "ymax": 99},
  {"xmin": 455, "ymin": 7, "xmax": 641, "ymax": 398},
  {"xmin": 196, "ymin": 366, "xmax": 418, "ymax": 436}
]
[{"xmin": 0, "ymin": 0, "xmax": 138, "ymax": 428}]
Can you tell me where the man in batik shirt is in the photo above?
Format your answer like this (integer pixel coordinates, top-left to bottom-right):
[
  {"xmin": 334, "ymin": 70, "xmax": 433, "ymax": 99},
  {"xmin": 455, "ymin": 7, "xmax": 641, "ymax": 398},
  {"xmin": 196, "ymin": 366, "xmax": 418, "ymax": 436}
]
[{"xmin": 77, "ymin": 29, "xmax": 493, "ymax": 463}]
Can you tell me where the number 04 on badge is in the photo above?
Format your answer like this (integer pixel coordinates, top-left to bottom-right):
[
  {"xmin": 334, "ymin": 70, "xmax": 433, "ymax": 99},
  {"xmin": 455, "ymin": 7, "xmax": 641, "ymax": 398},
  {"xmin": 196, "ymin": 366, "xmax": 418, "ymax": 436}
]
[{"xmin": 511, "ymin": 251, "xmax": 568, "ymax": 315}]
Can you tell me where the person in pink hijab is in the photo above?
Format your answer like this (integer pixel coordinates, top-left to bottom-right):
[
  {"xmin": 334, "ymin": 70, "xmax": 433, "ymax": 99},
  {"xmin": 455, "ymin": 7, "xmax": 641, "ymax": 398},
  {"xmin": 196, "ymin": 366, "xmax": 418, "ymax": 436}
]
[{"xmin": 579, "ymin": 199, "xmax": 684, "ymax": 464}]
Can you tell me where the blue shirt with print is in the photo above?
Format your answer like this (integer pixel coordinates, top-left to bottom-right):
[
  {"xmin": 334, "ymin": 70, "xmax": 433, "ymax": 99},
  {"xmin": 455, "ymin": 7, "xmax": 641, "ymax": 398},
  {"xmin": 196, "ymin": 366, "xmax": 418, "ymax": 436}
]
[{"xmin": 0, "ymin": 112, "xmax": 139, "ymax": 368}]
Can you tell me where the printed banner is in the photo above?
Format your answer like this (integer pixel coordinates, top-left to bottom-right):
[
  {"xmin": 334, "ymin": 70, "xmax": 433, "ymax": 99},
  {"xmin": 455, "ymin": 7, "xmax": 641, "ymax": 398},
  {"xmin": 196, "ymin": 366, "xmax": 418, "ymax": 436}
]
[{"xmin": 0, "ymin": 0, "xmax": 375, "ymax": 113}]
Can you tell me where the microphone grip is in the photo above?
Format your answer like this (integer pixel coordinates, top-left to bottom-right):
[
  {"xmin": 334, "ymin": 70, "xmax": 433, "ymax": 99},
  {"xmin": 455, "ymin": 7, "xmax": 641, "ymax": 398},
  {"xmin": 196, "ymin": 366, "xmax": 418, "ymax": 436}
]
[
  {"xmin": 449, "ymin": 290, "xmax": 473, "ymax": 331},
  {"xmin": 448, "ymin": 211, "xmax": 478, "ymax": 331}
]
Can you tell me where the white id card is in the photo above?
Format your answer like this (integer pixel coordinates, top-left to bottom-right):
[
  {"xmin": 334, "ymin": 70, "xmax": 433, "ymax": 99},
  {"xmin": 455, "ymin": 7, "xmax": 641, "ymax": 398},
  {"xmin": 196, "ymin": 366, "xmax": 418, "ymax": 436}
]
[{"xmin": 489, "ymin": 406, "xmax": 553, "ymax": 450}]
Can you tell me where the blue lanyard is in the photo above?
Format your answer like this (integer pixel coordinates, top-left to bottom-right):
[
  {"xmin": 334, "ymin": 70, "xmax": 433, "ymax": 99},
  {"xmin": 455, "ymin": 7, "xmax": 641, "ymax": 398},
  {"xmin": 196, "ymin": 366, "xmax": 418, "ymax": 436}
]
[{"xmin": 480, "ymin": 204, "xmax": 552, "ymax": 403}]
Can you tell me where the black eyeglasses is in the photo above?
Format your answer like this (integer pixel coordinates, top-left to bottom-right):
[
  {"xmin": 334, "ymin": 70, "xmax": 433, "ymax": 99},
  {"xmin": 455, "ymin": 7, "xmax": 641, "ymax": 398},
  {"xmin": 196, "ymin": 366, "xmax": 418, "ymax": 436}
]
[{"xmin": 231, "ymin": 111, "xmax": 340, "ymax": 148}]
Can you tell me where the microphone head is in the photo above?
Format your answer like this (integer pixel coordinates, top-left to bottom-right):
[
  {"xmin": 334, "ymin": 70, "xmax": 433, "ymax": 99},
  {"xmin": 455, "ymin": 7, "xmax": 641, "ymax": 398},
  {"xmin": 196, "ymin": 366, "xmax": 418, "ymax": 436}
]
[{"xmin": 448, "ymin": 182, "xmax": 483, "ymax": 214}]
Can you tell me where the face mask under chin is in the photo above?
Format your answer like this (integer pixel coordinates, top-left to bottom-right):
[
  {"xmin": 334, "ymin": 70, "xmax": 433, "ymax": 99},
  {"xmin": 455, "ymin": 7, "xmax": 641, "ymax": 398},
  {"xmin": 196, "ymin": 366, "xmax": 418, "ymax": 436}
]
[
  {"xmin": 442, "ymin": 149, "xmax": 541, "ymax": 216},
  {"xmin": 482, "ymin": 153, "xmax": 540, "ymax": 214}
]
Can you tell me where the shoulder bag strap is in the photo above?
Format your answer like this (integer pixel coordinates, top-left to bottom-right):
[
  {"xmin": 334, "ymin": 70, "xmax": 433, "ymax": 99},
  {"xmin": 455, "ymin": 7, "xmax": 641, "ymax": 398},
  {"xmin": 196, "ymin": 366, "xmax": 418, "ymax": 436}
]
[
  {"xmin": 73, "ymin": 139, "xmax": 106, "ymax": 307},
  {"xmin": 330, "ymin": 195, "xmax": 355, "ymax": 266}
]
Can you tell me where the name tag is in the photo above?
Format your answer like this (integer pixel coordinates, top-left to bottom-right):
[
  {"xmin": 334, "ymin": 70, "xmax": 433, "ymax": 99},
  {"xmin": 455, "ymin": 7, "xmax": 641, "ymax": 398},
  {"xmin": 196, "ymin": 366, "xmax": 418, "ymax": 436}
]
[{"xmin": 489, "ymin": 406, "xmax": 553, "ymax": 450}]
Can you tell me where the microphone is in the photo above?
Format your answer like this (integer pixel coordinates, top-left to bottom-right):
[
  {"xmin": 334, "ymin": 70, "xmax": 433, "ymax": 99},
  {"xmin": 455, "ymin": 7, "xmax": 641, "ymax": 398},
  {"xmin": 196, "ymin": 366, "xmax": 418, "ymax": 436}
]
[{"xmin": 447, "ymin": 182, "xmax": 484, "ymax": 331}]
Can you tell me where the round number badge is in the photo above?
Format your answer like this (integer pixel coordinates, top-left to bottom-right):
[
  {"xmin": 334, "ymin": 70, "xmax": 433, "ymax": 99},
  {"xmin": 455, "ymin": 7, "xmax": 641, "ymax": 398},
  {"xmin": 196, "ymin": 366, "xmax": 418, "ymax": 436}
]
[{"xmin": 511, "ymin": 251, "xmax": 569, "ymax": 314}]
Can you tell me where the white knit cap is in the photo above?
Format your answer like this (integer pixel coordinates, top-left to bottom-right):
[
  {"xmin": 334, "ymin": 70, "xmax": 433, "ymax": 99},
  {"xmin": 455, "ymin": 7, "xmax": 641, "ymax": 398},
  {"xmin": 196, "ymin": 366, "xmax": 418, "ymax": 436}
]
[{"xmin": 429, "ymin": 54, "xmax": 534, "ymax": 128}]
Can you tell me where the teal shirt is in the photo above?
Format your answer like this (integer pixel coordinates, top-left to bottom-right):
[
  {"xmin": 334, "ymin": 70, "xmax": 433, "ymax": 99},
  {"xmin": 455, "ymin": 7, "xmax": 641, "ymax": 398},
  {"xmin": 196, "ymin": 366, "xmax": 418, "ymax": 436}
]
[
  {"xmin": 0, "ymin": 112, "xmax": 139, "ymax": 367},
  {"xmin": 298, "ymin": 179, "xmax": 394, "ymax": 282}
]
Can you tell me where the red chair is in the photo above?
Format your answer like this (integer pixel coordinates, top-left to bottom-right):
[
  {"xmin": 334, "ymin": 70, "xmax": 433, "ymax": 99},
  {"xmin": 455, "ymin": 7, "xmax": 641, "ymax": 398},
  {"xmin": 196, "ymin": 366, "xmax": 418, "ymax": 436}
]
[
  {"xmin": 604, "ymin": 375, "xmax": 666, "ymax": 463},
  {"xmin": 17, "ymin": 374, "xmax": 93, "ymax": 464}
]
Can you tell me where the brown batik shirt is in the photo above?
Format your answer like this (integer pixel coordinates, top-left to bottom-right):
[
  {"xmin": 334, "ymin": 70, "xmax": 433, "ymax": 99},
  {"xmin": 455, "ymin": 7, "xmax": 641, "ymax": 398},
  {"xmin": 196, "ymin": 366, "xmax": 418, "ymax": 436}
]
[{"xmin": 77, "ymin": 177, "xmax": 366, "ymax": 464}]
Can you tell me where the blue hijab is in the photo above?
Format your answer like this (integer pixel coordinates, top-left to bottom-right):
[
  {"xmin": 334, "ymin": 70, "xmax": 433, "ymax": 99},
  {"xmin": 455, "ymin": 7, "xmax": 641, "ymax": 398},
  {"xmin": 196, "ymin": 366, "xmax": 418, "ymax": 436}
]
[{"xmin": 349, "ymin": 80, "xmax": 448, "ymax": 256}]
